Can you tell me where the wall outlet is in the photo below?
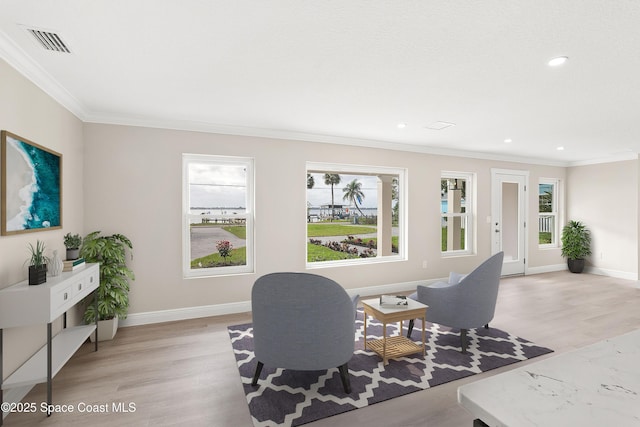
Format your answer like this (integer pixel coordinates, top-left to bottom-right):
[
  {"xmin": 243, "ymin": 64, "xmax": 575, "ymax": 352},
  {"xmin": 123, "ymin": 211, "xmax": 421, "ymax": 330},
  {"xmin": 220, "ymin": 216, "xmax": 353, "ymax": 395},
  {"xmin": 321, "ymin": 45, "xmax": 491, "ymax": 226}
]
[{"xmin": 422, "ymin": 260, "xmax": 428, "ymax": 269}]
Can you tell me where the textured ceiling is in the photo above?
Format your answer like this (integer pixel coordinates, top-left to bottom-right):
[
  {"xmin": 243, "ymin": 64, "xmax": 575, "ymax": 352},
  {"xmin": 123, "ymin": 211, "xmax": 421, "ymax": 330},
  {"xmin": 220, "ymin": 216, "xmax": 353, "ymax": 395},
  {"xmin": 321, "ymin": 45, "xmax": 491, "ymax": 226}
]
[{"xmin": 1, "ymin": 0, "xmax": 639, "ymax": 165}]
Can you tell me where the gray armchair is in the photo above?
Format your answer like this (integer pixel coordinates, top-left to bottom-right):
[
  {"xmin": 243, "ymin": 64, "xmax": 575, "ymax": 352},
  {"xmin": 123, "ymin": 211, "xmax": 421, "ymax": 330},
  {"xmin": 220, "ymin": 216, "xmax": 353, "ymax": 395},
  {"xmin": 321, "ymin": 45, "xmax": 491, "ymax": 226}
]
[
  {"xmin": 407, "ymin": 251, "xmax": 504, "ymax": 353},
  {"xmin": 251, "ymin": 272, "xmax": 356, "ymax": 393}
]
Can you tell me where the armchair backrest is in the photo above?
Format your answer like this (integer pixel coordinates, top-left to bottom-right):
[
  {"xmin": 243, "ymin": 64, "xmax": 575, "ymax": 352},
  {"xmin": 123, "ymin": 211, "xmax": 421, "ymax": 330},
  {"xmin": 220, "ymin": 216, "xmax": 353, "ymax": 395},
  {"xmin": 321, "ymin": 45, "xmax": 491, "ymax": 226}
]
[
  {"xmin": 419, "ymin": 251, "xmax": 504, "ymax": 329},
  {"xmin": 455, "ymin": 251, "xmax": 504, "ymax": 326},
  {"xmin": 251, "ymin": 272, "xmax": 355, "ymax": 371}
]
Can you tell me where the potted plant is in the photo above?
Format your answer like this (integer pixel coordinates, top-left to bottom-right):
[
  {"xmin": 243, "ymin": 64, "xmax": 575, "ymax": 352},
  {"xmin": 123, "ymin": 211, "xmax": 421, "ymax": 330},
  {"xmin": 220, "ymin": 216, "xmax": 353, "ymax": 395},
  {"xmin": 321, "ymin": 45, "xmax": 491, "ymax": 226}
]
[
  {"xmin": 561, "ymin": 220, "xmax": 592, "ymax": 273},
  {"xmin": 63, "ymin": 233, "xmax": 83, "ymax": 260},
  {"xmin": 80, "ymin": 231, "xmax": 134, "ymax": 341},
  {"xmin": 27, "ymin": 240, "xmax": 49, "ymax": 285}
]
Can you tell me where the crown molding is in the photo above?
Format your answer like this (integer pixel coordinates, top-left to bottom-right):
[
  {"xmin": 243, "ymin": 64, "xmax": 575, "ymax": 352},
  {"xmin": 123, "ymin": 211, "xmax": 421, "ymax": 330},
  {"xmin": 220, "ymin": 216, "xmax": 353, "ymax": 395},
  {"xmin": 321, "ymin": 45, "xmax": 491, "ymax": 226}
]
[
  {"xmin": 2, "ymin": 30, "xmax": 634, "ymax": 169},
  {"xmin": 567, "ymin": 151, "xmax": 639, "ymax": 167},
  {"xmin": 0, "ymin": 29, "xmax": 86, "ymax": 121},
  {"xmin": 84, "ymin": 111, "xmax": 574, "ymax": 167}
]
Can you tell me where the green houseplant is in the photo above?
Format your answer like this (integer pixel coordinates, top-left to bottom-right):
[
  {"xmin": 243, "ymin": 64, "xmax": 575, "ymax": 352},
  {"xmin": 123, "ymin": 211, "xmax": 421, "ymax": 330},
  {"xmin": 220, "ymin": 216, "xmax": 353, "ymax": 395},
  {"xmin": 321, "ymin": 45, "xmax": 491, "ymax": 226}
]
[
  {"xmin": 561, "ymin": 220, "xmax": 592, "ymax": 273},
  {"xmin": 80, "ymin": 231, "xmax": 134, "ymax": 339},
  {"xmin": 63, "ymin": 233, "xmax": 83, "ymax": 260},
  {"xmin": 27, "ymin": 240, "xmax": 50, "ymax": 285}
]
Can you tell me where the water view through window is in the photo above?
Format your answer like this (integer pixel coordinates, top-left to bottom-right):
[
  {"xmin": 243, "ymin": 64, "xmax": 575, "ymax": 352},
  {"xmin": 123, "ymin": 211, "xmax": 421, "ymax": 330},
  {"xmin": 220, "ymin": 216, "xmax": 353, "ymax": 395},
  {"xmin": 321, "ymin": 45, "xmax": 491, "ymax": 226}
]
[
  {"xmin": 306, "ymin": 163, "xmax": 405, "ymax": 265},
  {"xmin": 183, "ymin": 154, "xmax": 253, "ymax": 277}
]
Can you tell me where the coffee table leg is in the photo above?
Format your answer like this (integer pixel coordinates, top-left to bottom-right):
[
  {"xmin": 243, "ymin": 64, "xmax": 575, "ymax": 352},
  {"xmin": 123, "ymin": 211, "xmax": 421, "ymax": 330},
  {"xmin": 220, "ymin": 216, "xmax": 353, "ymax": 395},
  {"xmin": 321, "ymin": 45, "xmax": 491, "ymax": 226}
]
[
  {"xmin": 421, "ymin": 315, "xmax": 426, "ymax": 356},
  {"xmin": 364, "ymin": 310, "xmax": 368, "ymax": 350},
  {"xmin": 382, "ymin": 321, "xmax": 388, "ymax": 365}
]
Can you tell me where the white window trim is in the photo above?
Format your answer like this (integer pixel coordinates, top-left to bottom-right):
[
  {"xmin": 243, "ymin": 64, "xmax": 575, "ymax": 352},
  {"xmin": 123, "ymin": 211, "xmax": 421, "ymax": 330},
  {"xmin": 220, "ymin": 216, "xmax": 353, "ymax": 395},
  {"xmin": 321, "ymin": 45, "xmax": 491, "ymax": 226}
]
[
  {"xmin": 182, "ymin": 154, "xmax": 255, "ymax": 278},
  {"xmin": 305, "ymin": 162, "xmax": 407, "ymax": 269},
  {"xmin": 538, "ymin": 178, "xmax": 561, "ymax": 249},
  {"xmin": 441, "ymin": 171, "xmax": 475, "ymax": 257}
]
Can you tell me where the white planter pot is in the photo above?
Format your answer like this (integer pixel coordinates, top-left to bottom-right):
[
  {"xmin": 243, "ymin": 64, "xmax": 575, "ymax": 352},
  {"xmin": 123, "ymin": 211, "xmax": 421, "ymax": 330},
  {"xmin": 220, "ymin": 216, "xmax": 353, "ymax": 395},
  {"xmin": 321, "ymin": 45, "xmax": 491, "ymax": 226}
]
[{"xmin": 90, "ymin": 317, "xmax": 119, "ymax": 342}]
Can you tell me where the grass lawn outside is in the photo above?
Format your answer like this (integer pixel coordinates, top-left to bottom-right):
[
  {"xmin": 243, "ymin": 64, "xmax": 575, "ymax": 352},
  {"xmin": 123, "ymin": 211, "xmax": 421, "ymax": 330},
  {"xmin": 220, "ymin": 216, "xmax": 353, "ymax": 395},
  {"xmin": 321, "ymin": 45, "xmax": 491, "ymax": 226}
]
[
  {"xmin": 307, "ymin": 243, "xmax": 359, "ymax": 262},
  {"xmin": 307, "ymin": 223, "xmax": 377, "ymax": 237},
  {"xmin": 191, "ymin": 246, "xmax": 247, "ymax": 268},
  {"xmin": 223, "ymin": 225, "xmax": 246, "ymax": 239},
  {"xmin": 539, "ymin": 232, "xmax": 552, "ymax": 244}
]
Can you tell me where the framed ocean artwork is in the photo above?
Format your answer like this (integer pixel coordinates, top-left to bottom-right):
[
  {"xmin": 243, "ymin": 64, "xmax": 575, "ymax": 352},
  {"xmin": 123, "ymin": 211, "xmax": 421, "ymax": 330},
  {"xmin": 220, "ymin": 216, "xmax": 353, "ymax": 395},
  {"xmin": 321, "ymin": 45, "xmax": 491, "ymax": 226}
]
[{"xmin": 1, "ymin": 130, "xmax": 62, "ymax": 235}]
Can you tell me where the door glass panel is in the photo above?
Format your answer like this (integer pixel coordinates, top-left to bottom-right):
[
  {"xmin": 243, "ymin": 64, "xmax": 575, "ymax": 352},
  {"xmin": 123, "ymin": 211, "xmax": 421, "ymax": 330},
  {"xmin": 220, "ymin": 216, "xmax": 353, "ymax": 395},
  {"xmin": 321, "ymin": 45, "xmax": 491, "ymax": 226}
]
[{"xmin": 502, "ymin": 182, "xmax": 519, "ymax": 261}]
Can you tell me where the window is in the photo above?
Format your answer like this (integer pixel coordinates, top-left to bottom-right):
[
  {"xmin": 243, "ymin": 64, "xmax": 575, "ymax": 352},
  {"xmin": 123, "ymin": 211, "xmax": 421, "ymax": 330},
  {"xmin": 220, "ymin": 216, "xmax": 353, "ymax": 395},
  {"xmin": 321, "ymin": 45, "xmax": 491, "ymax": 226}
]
[
  {"xmin": 182, "ymin": 154, "xmax": 254, "ymax": 278},
  {"xmin": 538, "ymin": 179, "xmax": 559, "ymax": 247},
  {"xmin": 441, "ymin": 172, "xmax": 474, "ymax": 255},
  {"xmin": 306, "ymin": 162, "xmax": 406, "ymax": 267}
]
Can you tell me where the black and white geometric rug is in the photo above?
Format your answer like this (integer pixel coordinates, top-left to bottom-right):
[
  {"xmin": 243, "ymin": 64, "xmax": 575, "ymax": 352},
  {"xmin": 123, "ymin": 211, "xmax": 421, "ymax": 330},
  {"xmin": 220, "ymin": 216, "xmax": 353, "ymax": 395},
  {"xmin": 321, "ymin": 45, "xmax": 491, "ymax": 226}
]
[{"xmin": 228, "ymin": 308, "xmax": 553, "ymax": 427}]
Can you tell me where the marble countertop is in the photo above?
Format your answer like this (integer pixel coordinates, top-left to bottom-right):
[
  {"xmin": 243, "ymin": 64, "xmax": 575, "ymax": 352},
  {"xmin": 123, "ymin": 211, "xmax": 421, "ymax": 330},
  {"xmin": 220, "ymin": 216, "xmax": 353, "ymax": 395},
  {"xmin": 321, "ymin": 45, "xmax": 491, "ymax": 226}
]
[{"xmin": 457, "ymin": 329, "xmax": 640, "ymax": 426}]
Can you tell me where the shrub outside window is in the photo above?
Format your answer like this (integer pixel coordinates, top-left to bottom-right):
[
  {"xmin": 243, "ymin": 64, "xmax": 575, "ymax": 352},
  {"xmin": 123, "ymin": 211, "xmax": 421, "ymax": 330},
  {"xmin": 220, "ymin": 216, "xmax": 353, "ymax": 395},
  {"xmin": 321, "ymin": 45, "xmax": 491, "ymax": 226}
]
[
  {"xmin": 182, "ymin": 154, "xmax": 254, "ymax": 278},
  {"xmin": 306, "ymin": 162, "xmax": 406, "ymax": 267},
  {"xmin": 441, "ymin": 172, "xmax": 474, "ymax": 256}
]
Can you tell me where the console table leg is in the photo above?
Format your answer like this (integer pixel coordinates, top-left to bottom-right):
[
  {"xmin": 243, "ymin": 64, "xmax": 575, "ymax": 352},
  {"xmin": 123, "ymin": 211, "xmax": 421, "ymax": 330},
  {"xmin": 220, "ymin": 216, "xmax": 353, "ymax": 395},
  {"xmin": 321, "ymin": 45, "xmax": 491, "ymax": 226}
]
[
  {"xmin": 1, "ymin": 328, "xmax": 4, "ymax": 426},
  {"xmin": 94, "ymin": 294, "xmax": 99, "ymax": 352},
  {"xmin": 47, "ymin": 323, "xmax": 52, "ymax": 417}
]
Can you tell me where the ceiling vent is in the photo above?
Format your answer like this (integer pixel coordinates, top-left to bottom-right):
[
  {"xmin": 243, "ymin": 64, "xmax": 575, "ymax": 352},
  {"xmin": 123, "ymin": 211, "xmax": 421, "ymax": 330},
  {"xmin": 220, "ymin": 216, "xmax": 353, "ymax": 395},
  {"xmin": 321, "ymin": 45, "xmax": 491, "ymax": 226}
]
[
  {"xmin": 424, "ymin": 121, "xmax": 456, "ymax": 131},
  {"xmin": 26, "ymin": 28, "xmax": 71, "ymax": 53}
]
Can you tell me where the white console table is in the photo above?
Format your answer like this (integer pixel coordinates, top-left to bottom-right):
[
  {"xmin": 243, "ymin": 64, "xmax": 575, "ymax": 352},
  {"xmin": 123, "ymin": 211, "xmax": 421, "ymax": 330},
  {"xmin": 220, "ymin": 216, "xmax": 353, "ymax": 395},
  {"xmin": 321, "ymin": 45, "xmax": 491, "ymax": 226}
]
[
  {"xmin": 0, "ymin": 263, "xmax": 99, "ymax": 424},
  {"xmin": 457, "ymin": 329, "xmax": 640, "ymax": 426}
]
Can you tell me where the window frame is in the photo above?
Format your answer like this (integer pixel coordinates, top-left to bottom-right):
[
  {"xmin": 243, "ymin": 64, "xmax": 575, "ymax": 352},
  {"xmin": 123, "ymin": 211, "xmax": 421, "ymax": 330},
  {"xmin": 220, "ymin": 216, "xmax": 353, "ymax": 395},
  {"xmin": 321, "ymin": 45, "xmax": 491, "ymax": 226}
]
[
  {"xmin": 538, "ymin": 178, "xmax": 560, "ymax": 249},
  {"xmin": 182, "ymin": 153, "xmax": 255, "ymax": 278},
  {"xmin": 440, "ymin": 171, "xmax": 475, "ymax": 257},
  {"xmin": 305, "ymin": 162, "xmax": 407, "ymax": 269}
]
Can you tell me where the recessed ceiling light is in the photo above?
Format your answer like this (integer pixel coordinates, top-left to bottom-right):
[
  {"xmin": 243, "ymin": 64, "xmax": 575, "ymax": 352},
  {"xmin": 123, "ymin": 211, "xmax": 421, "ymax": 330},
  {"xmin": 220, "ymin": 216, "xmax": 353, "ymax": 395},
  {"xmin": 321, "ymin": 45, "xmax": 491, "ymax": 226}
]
[
  {"xmin": 504, "ymin": 138, "xmax": 512, "ymax": 144},
  {"xmin": 397, "ymin": 122, "xmax": 407, "ymax": 129},
  {"xmin": 557, "ymin": 146, "xmax": 565, "ymax": 151},
  {"xmin": 548, "ymin": 56, "xmax": 568, "ymax": 67}
]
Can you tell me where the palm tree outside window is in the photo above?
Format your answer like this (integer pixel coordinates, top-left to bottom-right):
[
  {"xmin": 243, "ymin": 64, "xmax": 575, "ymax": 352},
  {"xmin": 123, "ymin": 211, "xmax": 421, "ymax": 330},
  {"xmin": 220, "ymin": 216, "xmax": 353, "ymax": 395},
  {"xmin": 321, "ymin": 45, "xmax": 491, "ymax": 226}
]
[{"xmin": 306, "ymin": 162, "xmax": 406, "ymax": 266}]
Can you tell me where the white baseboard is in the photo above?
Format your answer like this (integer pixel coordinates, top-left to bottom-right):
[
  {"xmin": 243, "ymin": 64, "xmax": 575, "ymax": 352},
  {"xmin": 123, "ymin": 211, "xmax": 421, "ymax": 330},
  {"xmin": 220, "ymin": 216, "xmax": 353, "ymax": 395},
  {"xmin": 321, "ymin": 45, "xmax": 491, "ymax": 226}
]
[
  {"xmin": 527, "ymin": 264, "xmax": 638, "ymax": 282},
  {"xmin": 119, "ymin": 278, "xmax": 443, "ymax": 328},
  {"xmin": 120, "ymin": 266, "xmax": 639, "ymax": 328},
  {"xmin": 119, "ymin": 301, "xmax": 252, "ymax": 327},
  {"xmin": 585, "ymin": 266, "xmax": 639, "ymax": 282},
  {"xmin": 526, "ymin": 264, "xmax": 567, "ymax": 275}
]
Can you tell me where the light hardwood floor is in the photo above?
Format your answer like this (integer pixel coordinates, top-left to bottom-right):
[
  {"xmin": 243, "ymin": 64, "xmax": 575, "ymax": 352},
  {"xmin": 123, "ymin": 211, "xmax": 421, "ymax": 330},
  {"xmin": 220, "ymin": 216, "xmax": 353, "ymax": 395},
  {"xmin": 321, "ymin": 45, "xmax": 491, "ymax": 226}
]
[{"xmin": 3, "ymin": 271, "xmax": 640, "ymax": 427}]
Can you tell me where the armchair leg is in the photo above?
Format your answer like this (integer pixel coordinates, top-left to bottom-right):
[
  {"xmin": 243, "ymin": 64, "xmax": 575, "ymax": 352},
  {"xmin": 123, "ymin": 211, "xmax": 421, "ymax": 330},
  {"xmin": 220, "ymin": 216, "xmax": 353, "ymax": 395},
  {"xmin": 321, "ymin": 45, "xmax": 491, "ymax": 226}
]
[
  {"xmin": 338, "ymin": 363, "xmax": 351, "ymax": 393},
  {"xmin": 251, "ymin": 361, "xmax": 264, "ymax": 386},
  {"xmin": 460, "ymin": 329, "xmax": 468, "ymax": 354},
  {"xmin": 407, "ymin": 319, "xmax": 415, "ymax": 338}
]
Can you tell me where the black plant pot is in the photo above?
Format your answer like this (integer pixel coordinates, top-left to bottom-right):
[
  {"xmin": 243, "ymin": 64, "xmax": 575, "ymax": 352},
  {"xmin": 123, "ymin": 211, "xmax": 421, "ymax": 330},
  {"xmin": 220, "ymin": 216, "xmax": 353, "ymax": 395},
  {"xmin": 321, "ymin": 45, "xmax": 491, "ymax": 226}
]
[
  {"xmin": 29, "ymin": 264, "xmax": 47, "ymax": 285},
  {"xmin": 567, "ymin": 258, "xmax": 585, "ymax": 273}
]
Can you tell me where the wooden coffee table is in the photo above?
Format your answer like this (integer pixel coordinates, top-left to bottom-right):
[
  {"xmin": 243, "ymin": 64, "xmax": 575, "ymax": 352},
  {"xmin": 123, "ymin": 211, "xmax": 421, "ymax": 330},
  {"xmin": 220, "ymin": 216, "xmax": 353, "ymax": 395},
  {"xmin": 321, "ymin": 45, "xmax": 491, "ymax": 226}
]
[{"xmin": 361, "ymin": 298, "xmax": 428, "ymax": 365}]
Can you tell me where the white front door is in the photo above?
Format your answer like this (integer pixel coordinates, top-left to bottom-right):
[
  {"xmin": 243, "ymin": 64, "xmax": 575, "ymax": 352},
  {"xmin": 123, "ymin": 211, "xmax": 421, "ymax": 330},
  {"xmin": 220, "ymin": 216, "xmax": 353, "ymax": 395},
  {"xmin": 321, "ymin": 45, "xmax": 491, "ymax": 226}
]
[{"xmin": 491, "ymin": 169, "xmax": 528, "ymax": 276}]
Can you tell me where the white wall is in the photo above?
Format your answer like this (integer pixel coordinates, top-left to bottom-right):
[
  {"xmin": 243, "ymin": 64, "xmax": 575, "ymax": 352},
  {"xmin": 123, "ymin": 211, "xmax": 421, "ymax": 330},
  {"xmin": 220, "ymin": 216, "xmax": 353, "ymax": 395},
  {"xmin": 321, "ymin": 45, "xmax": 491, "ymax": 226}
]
[
  {"xmin": 4, "ymin": 53, "xmax": 637, "ymax": 389},
  {"xmin": 82, "ymin": 123, "xmax": 570, "ymax": 319},
  {"xmin": 0, "ymin": 59, "xmax": 85, "ymax": 379},
  {"xmin": 566, "ymin": 160, "xmax": 639, "ymax": 279}
]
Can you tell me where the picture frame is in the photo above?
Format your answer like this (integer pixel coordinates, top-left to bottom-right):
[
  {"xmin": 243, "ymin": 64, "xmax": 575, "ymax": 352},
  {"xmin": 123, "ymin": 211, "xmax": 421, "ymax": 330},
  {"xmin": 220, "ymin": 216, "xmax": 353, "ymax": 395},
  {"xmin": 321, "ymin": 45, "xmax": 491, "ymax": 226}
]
[{"xmin": 1, "ymin": 130, "xmax": 62, "ymax": 235}]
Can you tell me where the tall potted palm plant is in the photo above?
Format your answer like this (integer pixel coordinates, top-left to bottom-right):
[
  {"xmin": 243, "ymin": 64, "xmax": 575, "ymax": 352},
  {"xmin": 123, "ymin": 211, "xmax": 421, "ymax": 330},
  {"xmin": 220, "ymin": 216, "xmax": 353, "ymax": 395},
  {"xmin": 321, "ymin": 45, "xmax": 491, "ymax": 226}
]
[
  {"xmin": 561, "ymin": 220, "xmax": 592, "ymax": 273},
  {"xmin": 80, "ymin": 231, "xmax": 134, "ymax": 340}
]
